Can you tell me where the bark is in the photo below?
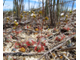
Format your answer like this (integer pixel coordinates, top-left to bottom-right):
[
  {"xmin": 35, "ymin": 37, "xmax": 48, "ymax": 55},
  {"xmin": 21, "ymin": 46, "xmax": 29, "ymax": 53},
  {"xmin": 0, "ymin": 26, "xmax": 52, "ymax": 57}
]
[
  {"xmin": 53, "ymin": 0, "xmax": 56, "ymax": 26},
  {"xmin": 3, "ymin": 0, "xmax": 6, "ymax": 6},
  {"xmin": 45, "ymin": 0, "xmax": 48, "ymax": 17},
  {"xmin": 42, "ymin": 0, "xmax": 44, "ymax": 16},
  {"xmin": 57, "ymin": 47, "xmax": 76, "ymax": 51},
  {"xmin": 72, "ymin": 1, "xmax": 74, "ymax": 11},
  {"xmin": 49, "ymin": 0, "xmax": 53, "ymax": 27}
]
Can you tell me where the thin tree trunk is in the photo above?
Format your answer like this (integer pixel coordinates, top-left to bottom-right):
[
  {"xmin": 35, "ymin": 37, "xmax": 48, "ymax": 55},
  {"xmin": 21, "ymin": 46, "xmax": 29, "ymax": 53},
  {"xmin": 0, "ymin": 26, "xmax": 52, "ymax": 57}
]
[
  {"xmin": 42, "ymin": 0, "xmax": 44, "ymax": 16},
  {"xmin": 49, "ymin": 0, "xmax": 53, "ymax": 27},
  {"xmin": 53, "ymin": 0, "xmax": 55, "ymax": 27},
  {"xmin": 3, "ymin": 0, "xmax": 6, "ymax": 6},
  {"xmin": 45, "ymin": 0, "xmax": 46, "ymax": 17},
  {"xmin": 45, "ymin": 0, "xmax": 48, "ymax": 17},
  {"xmin": 72, "ymin": 1, "xmax": 74, "ymax": 11},
  {"xmin": 56, "ymin": 0, "xmax": 59, "ymax": 27},
  {"xmin": 17, "ymin": 0, "xmax": 18, "ymax": 21},
  {"xmin": 28, "ymin": 0, "xmax": 30, "ymax": 10}
]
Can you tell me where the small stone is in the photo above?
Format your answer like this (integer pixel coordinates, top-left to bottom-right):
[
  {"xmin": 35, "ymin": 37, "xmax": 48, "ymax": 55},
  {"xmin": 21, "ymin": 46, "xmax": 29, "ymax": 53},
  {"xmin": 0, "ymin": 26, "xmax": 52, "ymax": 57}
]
[
  {"xmin": 67, "ymin": 43, "xmax": 72, "ymax": 47},
  {"xmin": 12, "ymin": 48, "xmax": 16, "ymax": 51}
]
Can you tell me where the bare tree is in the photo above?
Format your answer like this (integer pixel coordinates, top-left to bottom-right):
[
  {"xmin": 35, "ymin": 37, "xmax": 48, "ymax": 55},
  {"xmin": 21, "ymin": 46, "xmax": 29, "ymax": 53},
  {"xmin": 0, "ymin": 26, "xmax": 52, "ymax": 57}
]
[
  {"xmin": 49, "ymin": 0, "xmax": 53, "ymax": 26},
  {"xmin": 3, "ymin": 0, "xmax": 6, "ymax": 6},
  {"xmin": 42, "ymin": 0, "xmax": 44, "ymax": 16},
  {"xmin": 72, "ymin": 1, "xmax": 74, "ymax": 11},
  {"xmin": 13, "ymin": 0, "xmax": 24, "ymax": 21},
  {"xmin": 28, "ymin": 0, "xmax": 30, "ymax": 10},
  {"xmin": 53, "ymin": 0, "xmax": 56, "ymax": 26},
  {"xmin": 45, "ymin": 0, "xmax": 48, "ymax": 17}
]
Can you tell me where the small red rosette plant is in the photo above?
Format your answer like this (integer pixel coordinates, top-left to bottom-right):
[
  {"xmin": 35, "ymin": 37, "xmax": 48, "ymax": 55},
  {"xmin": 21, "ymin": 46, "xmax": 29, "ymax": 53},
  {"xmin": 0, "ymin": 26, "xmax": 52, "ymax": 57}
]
[
  {"xmin": 63, "ymin": 27, "xmax": 70, "ymax": 31},
  {"xmin": 55, "ymin": 35, "xmax": 65, "ymax": 41},
  {"xmin": 34, "ymin": 44, "xmax": 44, "ymax": 52},
  {"xmin": 26, "ymin": 40, "xmax": 36, "ymax": 46},
  {"xmin": 40, "ymin": 37, "xmax": 46, "ymax": 46},
  {"xmin": 36, "ymin": 35, "xmax": 44, "ymax": 38},
  {"xmin": 53, "ymin": 28, "xmax": 57, "ymax": 31},
  {"xmin": 5, "ymin": 35, "xmax": 12, "ymax": 42},
  {"xmin": 47, "ymin": 33, "xmax": 52, "ymax": 37},
  {"xmin": 15, "ymin": 30, "xmax": 22, "ymax": 34},
  {"xmin": 12, "ymin": 30, "xmax": 16, "ymax": 33},
  {"xmin": 37, "ymin": 26, "xmax": 42, "ymax": 31},
  {"xmin": 14, "ymin": 42, "xmax": 21, "ymax": 49},
  {"xmin": 12, "ymin": 29, "xmax": 22, "ymax": 35},
  {"xmin": 26, "ymin": 25, "xmax": 30, "ymax": 29},
  {"xmin": 21, "ymin": 42, "xmax": 27, "ymax": 48}
]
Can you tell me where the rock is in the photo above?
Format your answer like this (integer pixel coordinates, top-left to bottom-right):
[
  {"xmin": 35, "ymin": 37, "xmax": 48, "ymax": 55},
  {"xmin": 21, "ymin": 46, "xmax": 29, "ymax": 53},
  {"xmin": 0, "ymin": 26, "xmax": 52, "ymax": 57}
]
[{"xmin": 12, "ymin": 48, "xmax": 16, "ymax": 51}]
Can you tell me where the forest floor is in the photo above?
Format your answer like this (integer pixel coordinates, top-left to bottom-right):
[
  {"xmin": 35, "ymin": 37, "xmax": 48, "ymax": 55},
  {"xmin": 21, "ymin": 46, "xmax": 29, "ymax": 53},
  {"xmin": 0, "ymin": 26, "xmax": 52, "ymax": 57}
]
[{"xmin": 3, "ymin": 10, "xmax": 76, "ymax": 60}]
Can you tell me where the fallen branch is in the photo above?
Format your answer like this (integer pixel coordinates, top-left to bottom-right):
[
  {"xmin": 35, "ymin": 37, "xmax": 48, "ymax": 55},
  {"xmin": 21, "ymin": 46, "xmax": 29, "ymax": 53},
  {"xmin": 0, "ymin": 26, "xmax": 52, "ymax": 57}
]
[
  {"xmin": 3, "ymin": 52, "xmax": 44, "ymax": 56},
  {"xmin": 57, "ymin": 47, "xmax": 76, "ymax": 51}
]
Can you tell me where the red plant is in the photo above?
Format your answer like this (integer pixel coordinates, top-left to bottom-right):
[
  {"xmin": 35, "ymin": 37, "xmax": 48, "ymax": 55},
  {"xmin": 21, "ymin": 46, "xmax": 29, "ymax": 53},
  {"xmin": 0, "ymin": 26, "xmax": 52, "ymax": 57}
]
[
  {"xmin": 22, "ymin": 42, "xmax": 27, "ymax": 48},
  {"xmin": 63, "ymin": 27, "xmax": 70, "ymax": 31},
  {"xmin": 44, "ymin": 35, "xmax": 47, "ymax": 38},
  {"xmin": 10, "ymin": 35, "xmax": 12, "ymax": 38},
  {"xmin": 54, "ymin": 28, "xmax": 56, "ymax": 30},
  {"xmin": 19, "ymin": 41, "xmax": 22, "ymax": 45},
  {"xmin": 14, "ymin": 42, "xmax": 20, "ymax": 49},
  {"xmin": 32, "ymin": 40, "xmax": 36, "ymax": 44},
  {"xmin": 14, "ymin": 41, "xmax": 22, "ymax": 49},
  {"xmin": 40, "ymin": 36, "xmax": 44, "ymax": 38},
  {"xmin": 37, "ymin": 26, "xmax": 39, "ymax": 29},
  {"xmin": 72, "ymin": 32, "xmax": 76, "ymax": 35},
  {"xmin": 12, "ymin": 31, "xmax": 16, "ymax": 33},
  {"xmin": 40, "ymin": 37, "xmax": 46, "ymax": 46},
  {"xmin": 36, "ymin": 35, "xmax": 40, "ymax": 38},
  {"xmin": 47, "ymin": 34, "xmax": 52, "ymax": 37},
  {"xmin": 36, "ymin": 35, "xmax": 44, "ymax": 38},
  {"xmin": 61, "ymin": 34, "xmax": 65, "ymax": 38},
  {"xmin": 47, "ymin": 34, "xmax": 50, "ymax": 37},
  {"xmin": 15, "ymin": 31, "xmax": 22, "ymax": 34},
  {"xmin": 26, "ymin": 40, "xmax": 35, "ymax": 46},
  {"xmin": 39, "ymin": 27, "xmax": 43, "ymax": 30},
  {"xmin": 12, "ymin": 30, "xmax": 22, "ymax": 34},
  {"xmin": 6, "ymin": 35, "xmax": 12, "ymax": 42},
  {"xmin": 55, "ymin": 35, "xmax": 65, "ymax": 41},
  {"xmin": 41, "ymin": 41, "xmax": 46, "ymax": 46},
  {"xmin": 27, "ymin": 26, "xmax": 29, "ymax": 28},
  {"xmin": 34, "ymin": 45, "xmax": 44, "ymax": 52},
  {"xmin": 5, "ymin": 38, "xmax": 10, "ymax": 42},
  {"xmin": 55, "ymin": 36, "xmax": 61, "ymax": 41}
]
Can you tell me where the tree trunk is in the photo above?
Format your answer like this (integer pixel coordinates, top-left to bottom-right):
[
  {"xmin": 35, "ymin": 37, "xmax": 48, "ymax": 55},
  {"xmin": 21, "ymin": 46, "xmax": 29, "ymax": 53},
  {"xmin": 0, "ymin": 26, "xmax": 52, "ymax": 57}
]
[
  {"xmin": 53, "ymin": 0, "xmax": 56, "ymax": 27},
  {"xmin": 42, "ymin": 0, "xmax": 44, "ymax": 16},
  {"xmin": 72, "ymin": 1, "xmax": 74, "ymax": 11},
  {"xmin": 49, "ymin": 0, "xmax": 53, "ymax": 27},
  {"xmin": 45, "ymin": 0, "xmax": 48, "ymax": 17},
  {"xmin": 56, "ymin": 0, "xmax": 59, "ymax": 27},
  {"xmin": 3, "ymin": 0, "xmax": 6, "ymax": 6},
  {"xmin": 28, "ymin": 0, "xmax": 30, "ymax": 10}
]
